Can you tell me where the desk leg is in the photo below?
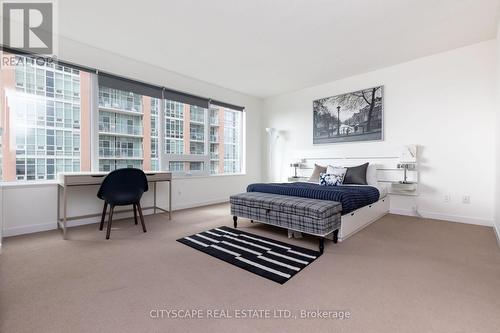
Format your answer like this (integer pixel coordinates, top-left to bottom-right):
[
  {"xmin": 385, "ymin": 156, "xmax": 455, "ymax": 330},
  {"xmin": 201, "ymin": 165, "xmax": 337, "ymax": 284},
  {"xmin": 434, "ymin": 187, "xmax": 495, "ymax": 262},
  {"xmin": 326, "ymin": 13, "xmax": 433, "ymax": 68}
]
[
  {"xmin": 169, "ymin": 180, "xmax": 172, "ymax": 220},
  {"xmin": 63, "ymin": 186, "xmax": 68, "ymax": 240},
  {"xmin": 153, "ymin": 182, "xmax": 157, "ymax": 215},
  {"xmin": 56, "ymin": 185, "xmax": 60, "ymax": 230}
]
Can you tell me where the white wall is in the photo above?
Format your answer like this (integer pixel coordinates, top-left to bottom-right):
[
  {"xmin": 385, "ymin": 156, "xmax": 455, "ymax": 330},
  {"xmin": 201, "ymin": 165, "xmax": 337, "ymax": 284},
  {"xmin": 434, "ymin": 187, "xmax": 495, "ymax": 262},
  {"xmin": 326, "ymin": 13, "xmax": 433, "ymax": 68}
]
[
  {"xmin": 263, "ymin": 40, "xmax": 496, "ymax": 226},
  {"xmin": 2, "ymin": 37, "xmax": 263, "ymax": 237},
  {"xmin": 495, "ymin": 21, "xmax": 500, "ymax": 244}
]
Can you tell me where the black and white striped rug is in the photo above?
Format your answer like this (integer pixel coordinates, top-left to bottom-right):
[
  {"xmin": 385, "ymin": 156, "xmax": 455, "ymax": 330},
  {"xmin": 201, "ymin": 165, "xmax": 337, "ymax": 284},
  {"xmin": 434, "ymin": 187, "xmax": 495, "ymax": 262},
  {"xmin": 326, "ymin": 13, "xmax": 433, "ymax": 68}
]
[{"xmin": 177, "ymin": 226, "xmax": 321, "ymax": 284}]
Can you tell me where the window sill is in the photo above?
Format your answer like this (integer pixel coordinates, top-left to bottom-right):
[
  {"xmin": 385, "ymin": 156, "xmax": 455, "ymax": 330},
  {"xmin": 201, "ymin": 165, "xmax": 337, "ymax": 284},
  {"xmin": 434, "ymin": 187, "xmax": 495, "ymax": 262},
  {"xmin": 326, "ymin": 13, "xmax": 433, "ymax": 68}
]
[
  {"xmin": 173, "ymin": 173, "xmax": 247, "ymax": 180},
  {"xmin": 0, "ymin": 173, "xmax": 248, "ymax": 188},
  {"xmin": 0, "ymin": 180, "xmax": 59, "ymax": 189}
]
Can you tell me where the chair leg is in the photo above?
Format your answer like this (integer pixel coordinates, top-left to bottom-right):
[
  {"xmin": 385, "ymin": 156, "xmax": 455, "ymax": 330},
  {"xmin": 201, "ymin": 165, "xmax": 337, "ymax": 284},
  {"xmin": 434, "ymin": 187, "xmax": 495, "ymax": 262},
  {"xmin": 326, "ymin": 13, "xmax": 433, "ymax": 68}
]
[
  {"xmin": 106, "ymin": 205, "xmax": 115, "ymax": 240},
  {"xmin": 99, "ymin": 202, "xmax": 108, "ymax": 231},
  {"xmin": 133, "ymin": 204, "xmax": 138, "ymax": 225},
  {"xmin": 136, "ymin": 201, "xmax": 147, "ymax": 233}
]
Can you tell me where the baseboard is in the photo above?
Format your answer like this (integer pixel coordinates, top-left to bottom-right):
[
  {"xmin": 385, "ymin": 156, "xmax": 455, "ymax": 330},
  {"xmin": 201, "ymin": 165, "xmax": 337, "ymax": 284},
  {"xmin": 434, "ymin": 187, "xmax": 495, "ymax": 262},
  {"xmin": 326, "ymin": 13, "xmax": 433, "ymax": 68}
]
[
  {"xmin": 3, "ymin": 208, "xmax": 157, "ymax": 237},
  {"xmin": 389, "ymin": 208, "xmax": 419, "ymax": 217},
  {"xmin": 65, "ymin": 207, "xmax": 157, "ymax": 227},
  {"xmin": 390, "ymin": 208, "xmax": 493, "ymax": 227},
  {"xmin": 3, "ymin": 199, "xmax": 230, "ymax": 238},
  {"xmin": 3, "ymin": 222, "xmax": 56, "ymax": 237},
  {"xmin": 494, "ymin": 224, "xmax": 500, "ymax": 249},
  {"xmin": 173, "ymin": 198, "xmax": 229, "ymax": 211}
]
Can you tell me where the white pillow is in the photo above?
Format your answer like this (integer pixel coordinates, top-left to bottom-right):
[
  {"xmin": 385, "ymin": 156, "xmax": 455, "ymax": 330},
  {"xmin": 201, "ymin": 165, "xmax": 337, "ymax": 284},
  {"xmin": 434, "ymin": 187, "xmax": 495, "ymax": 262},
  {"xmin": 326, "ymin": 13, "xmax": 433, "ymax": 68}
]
[
  {"xmin": 324, "ymin": 166, "xmax": 347, "ymax": 185},
  {"xmin": 366, "ymin": 164, "xmax": 378, "ymax": 186},
  {"xmin": 326, "ymin": 165, "xmax": 346, "ymax": 175}
]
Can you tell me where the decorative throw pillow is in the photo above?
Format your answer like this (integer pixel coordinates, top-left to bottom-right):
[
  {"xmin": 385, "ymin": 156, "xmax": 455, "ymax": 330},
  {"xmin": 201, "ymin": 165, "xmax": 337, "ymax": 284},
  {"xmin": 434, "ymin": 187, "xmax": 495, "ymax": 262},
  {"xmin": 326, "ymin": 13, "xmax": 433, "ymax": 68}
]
[
  {"xmin": 326, "ymin": 165, "xmax": 347, "ymax": 175},
  {"xmin": 308, "ymin": 164, "xmax": 327, "ymax": 182},
  {"xmin": 319, "ymin": 171, "xmax": 346, "ymax": 186},
  {"xmin": 343, "ymin": 162, "xmax": 369, "ymax": 185}
]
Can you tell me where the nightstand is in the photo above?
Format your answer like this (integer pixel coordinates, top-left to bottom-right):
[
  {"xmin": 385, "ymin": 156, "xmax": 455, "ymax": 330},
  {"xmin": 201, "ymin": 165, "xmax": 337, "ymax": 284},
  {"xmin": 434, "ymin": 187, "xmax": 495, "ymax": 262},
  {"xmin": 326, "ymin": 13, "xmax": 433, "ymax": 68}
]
[{"xmin": 287, "ymin": 177, "xmax": 309, "ymax": 182}]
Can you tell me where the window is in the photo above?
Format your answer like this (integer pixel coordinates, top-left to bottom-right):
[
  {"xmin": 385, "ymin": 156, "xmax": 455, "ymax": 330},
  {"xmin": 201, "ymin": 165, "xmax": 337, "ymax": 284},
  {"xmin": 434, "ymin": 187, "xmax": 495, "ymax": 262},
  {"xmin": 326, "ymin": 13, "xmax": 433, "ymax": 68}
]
[
  {"xmin": 163, "ymin": 99, "xmax": 209, "ymax": 175},
  {"xmin": 0, "ymin": 53, "xmax": 244, "ymax": 181},
  {"xmin": 165, "ymin": 100, "xmax": 184, "ymax": 154},
  {"xmin": 97, "ymin": 86, "xmax": 144, "ymax": 171},
  {"xmin": 150, "ymin": 98, "xmax": 160, "ymax": 171},
  {"xmin": 208, "ymin": 104, "xmax": 243, "ymax": 175},
  {"xmin": 1, "ymin": 55, "xmax": 91, "ymax": 181},
  {"xmin": 162, "ymin": 100, "xmax": 243, "ymax": 176},
  {"xmin": 97, "ymin": 85, "xmax": 161, "ymax": 172}
]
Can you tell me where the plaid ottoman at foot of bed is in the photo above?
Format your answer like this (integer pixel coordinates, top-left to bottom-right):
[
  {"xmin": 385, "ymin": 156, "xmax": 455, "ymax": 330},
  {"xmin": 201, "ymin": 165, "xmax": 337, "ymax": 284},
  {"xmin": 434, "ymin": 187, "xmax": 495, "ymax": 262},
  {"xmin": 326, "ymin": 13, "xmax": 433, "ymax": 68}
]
[{"xmin": 230, "ymin": 192, "xmax": 341, "ymax": 236}]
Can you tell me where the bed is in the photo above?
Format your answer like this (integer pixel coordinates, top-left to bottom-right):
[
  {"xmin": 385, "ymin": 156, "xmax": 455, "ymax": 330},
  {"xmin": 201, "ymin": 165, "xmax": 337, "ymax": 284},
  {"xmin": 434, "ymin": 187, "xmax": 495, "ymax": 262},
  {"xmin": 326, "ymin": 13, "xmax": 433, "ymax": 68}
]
[
  {"xmin": 245, "ymin": 181, "xmax": 389, "ymax": 242},
  {"xmin": 247, "ymin": 182, "xmax": 382, "ymax": 215}
]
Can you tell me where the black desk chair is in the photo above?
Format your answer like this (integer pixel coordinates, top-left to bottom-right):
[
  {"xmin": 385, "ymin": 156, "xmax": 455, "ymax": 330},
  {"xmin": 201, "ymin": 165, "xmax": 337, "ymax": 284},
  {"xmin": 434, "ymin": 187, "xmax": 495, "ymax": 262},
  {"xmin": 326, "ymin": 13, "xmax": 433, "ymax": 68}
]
[{"xmin": 97, "ymin": 168, "xmax": 149, "ymax": 239}]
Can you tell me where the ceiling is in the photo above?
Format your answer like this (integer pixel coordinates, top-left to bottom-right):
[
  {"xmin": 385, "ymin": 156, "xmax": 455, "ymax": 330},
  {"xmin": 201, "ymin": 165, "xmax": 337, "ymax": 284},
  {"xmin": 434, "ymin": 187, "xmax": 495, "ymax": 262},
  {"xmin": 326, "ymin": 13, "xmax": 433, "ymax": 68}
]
[{"xmin": 58, "ymin": 0, "xmax": 499, "ymax": 98}]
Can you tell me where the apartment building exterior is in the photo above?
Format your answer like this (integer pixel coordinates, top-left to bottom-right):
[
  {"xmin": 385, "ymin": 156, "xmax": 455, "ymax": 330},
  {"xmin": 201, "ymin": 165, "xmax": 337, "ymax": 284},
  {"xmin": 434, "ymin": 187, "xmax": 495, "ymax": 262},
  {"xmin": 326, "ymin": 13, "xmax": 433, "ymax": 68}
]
[
  {"xmin": 165, "ymin": 101, "xmax": 241, "ymax": 175},
  {"xmin": 0, "ymin": 55, "xmax": 91, "ymax": 181},
  {"xmin": 0, "ymin": 54, "xmax": 242, "ymax": 181},
  {"xmin": 97, "ymin": 86, "xmax": 160, "ymax": 172}
]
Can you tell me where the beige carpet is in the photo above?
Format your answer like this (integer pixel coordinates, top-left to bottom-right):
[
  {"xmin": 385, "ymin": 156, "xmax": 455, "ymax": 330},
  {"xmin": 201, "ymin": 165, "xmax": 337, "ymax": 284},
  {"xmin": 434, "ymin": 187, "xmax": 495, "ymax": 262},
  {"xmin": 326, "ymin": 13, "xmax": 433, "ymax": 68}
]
[{"xmin": 1, "ymin": 204, "xmax": 499, "ymax": 333}]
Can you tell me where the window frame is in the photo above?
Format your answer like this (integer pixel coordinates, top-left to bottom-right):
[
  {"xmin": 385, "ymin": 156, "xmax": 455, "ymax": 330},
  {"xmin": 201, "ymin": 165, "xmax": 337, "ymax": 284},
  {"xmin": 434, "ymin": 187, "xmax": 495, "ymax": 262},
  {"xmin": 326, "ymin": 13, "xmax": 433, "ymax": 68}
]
[
  {"xmin": 162, "ymin": 101, "xmax": 210, "ymax": 177},
  {"xmin": 4, "ymin": 57, "xmax": 87, "ymax": 181},
  {"xmin": 161, "ymin": 101, "xmax": 245, "ymax": 177},
  {"xmin": 1, "ymin": 52, "xmax": 245, "ymax": 183}
]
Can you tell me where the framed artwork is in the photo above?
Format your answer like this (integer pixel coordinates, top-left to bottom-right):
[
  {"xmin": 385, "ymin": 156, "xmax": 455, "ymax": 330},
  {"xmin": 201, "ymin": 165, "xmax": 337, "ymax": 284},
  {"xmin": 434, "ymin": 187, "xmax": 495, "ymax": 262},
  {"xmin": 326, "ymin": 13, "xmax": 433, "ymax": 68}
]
[{"xmin": 313, "ymin": 86, "xmax": 383, "ymax": 144}]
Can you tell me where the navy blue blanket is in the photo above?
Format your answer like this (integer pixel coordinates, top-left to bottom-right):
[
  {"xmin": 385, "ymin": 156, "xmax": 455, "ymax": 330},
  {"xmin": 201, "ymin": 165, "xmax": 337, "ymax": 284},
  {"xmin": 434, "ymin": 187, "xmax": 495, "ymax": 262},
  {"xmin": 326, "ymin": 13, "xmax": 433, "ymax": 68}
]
[{"xmin": 247, "ymin": 182, "xmax": 380, "ymax": 215}]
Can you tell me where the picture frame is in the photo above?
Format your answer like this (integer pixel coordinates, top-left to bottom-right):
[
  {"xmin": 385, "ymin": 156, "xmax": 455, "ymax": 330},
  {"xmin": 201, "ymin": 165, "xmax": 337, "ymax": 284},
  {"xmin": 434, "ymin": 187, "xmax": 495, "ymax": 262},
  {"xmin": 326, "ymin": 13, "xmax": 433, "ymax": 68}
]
[{"xmin": 313, "ymin": 86, "xmax": 384, "ymax": 144}]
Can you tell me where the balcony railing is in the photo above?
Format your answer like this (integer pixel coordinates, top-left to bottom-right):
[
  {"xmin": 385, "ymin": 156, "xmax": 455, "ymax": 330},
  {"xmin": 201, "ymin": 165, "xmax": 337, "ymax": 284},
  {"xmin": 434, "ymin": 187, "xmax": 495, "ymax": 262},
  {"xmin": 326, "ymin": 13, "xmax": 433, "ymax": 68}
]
[
  {"xmin": 190, "ymin": 149, "xmax": 205, "ymax": 155},
  {"xmin": 166, "ymin": 130, "xmax": 183, "ymax": 138},
  {"xmin": 99, "ymin": 148, "xmax": 143, "ymax": 158},
  {"xmin": 99, "ymin": 122, "xmax": 143, "ymax": 136},
  {"xmin": 190, "ymin": 116, "xmax": 205, "ymax": 123},
  {"xmin": 98, "ymin": 98, "xmax": 142, "ymax": 113},
  {"xmin": 190, "ymin": 133, "xmax": 204, "ymax": 141}
]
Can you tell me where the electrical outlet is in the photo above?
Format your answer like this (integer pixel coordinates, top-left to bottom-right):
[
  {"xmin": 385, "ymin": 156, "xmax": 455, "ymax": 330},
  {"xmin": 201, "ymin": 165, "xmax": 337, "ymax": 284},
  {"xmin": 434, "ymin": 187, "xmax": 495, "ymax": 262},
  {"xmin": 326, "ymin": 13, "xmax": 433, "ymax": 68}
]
[
  {"xmin": 462, "ymin": 195, "xmax": 471, "ymax": 204},
  {"xmin": 444, "ymin": 195, "xmax": 451, "ymax": 203}
]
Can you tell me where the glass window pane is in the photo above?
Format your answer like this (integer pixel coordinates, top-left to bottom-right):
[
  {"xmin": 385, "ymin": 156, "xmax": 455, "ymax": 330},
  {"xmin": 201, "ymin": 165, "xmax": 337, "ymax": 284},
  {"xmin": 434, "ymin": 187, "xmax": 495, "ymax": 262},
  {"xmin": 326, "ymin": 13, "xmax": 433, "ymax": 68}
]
[
  {"xmin": 1, "ymin": 54, "xmax": 89, "ymax": 181},
  {"xmin": 207, "ymin": 104, "xmax": 243, "ymax": 175},
  {"xmin": 97, "ymin": 84, "xmax": 150, "ymax": 171},
  {"xmin": 150, "ymin": 98, "xmax": 159, "ymax": 171},
  {"xmin": 164, "ymin": 101, "xmax": 209, "ymax": 168}
]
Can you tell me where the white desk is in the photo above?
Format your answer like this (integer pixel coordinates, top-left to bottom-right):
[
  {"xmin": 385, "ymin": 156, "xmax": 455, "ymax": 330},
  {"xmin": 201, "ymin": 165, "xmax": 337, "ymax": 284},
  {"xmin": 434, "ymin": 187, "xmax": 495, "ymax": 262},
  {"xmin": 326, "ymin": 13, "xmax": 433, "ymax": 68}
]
[{"xmin": 57, "ymin": 171, "xmax": 172, "ymax": 239}]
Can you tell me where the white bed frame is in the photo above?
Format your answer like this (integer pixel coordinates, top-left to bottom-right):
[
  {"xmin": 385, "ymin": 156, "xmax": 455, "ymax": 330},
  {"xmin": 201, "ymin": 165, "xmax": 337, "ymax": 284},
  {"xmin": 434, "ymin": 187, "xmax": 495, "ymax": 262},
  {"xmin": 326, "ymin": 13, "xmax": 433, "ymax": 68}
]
[
  {"xmin": 328, "ymin": 196, "xmax": 389, "ymax": 242},
  {"xmin": 293, "ymin": 155, "xmax": 397, "ymax": 242}
]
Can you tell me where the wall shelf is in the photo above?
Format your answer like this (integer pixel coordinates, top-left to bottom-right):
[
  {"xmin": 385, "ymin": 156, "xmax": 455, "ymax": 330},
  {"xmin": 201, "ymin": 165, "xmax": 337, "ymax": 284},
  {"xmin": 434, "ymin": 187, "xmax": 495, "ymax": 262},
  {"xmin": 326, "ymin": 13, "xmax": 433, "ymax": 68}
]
[
  {"xmin": 376, "ymin": 168, "xmax": 418, "ymax": 171},
  {"xmin": 377, "ymin": 166, "xmax": 419, "ymax": 197},
  {"xmin": 387, "ymin": 190, "xmax": 419, "ymax": 197}
]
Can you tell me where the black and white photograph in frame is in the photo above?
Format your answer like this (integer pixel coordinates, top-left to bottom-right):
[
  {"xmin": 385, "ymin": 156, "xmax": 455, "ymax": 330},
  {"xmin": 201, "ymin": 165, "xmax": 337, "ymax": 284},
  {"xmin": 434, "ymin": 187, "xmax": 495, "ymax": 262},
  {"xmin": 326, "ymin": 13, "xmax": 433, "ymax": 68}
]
[{"xmin": 313, "ymin": 86, "xmax": 383, "ymax": 144}]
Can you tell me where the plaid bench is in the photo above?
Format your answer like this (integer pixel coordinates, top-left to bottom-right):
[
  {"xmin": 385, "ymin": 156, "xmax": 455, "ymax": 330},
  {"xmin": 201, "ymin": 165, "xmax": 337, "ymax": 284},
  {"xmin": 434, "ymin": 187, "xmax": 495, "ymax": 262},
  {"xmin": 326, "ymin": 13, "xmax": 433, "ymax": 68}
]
[{"xmin": 230, "ymin": 192, "xmax": 341, "ymax": 253}]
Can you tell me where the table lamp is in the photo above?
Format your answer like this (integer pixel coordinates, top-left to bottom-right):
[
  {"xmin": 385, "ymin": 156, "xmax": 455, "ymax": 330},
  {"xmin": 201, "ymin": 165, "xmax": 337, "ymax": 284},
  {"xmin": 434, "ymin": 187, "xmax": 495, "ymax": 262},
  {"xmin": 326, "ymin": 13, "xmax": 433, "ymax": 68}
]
[{"xmin": 290, "ymin": 162, "xmax": 301, "ymax": 178}]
